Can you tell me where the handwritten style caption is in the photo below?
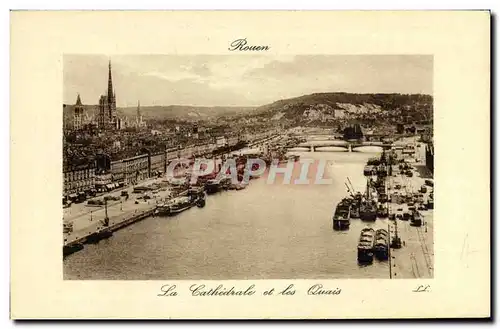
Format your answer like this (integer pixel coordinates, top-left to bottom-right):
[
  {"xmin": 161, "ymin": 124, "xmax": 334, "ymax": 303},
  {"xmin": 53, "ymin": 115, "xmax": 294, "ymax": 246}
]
[{"xmin": 158, "ymin": 284, "xmax": 341, "ymax": 297}]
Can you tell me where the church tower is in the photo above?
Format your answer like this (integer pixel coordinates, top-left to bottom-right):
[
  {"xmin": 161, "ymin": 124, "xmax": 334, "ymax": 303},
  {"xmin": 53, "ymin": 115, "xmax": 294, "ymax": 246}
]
[
  {"xmin": 98, "ymin": 60, "xmax": 117, "ymax": 130},
  {"xmin": 107, "ymin": 60, "xmax": 117, "ymax": 122},
  {"xmin": 74, "ymin": 93, "xmax": 83, "ymax": 130},
  {"xmin": 136, "ymin": 100, "xmax": 143, "ymax": 127}
]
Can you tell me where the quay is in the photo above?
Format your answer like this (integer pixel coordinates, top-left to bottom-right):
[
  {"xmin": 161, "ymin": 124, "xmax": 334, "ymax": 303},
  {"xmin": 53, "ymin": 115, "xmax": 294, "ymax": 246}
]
[
  {"xmin": 63, "ymin": 136, "xmax": 283, "ymax": 257},
  {"xmin": 387, "ymin": 137, "xmax": 434, "ymax": 278}
]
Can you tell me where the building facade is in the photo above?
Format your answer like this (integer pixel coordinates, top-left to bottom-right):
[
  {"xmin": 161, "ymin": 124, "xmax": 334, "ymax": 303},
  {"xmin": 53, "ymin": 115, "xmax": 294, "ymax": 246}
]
[
  {"xmin": 95, "ymin": 173, "xmax": 113, "ymax": 191},
  {"xmin": 63, "ymin": 162, "xmax": 96, "ymax": 197},
  {"xmin": 150, "ymin": 152, "xmax": 167, "ymax": 175},
  {"xmin": 123, "ymin": 154, "xmax": 150, "ymax": 185}
]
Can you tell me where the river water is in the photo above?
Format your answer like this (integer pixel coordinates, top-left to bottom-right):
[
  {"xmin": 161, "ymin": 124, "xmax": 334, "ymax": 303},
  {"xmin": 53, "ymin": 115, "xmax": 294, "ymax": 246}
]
[{"xmin": 64, "ymin": 147, "xmax": 391, "ymax": 280}]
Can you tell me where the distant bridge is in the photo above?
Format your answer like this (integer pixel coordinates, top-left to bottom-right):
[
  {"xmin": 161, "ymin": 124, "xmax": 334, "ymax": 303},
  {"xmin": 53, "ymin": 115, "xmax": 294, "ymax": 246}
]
[{"xmin": 290, "ymin": 139, "xmax": 393, "ymax": 152}]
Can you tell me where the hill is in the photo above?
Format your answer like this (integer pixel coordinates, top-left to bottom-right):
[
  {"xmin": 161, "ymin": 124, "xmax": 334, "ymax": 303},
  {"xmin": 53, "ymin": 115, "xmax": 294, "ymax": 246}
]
[
  {"xmin": 63, "ymin": 92, "xmax": 433, "ymax": 125},
  {"xmin": 117, "ymin": 105, "xmax": 257, "ymax": 121},
  {"xmin": 250, "ymin": 92, "xmax": 433, "ymax": 125}
]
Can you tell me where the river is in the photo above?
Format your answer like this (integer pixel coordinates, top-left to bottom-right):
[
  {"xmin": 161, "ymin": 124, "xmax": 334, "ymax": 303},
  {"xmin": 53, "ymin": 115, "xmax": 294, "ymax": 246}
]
[{"xmin": 63, "ymin": 147, "xmax": 391, "ymax": 280}]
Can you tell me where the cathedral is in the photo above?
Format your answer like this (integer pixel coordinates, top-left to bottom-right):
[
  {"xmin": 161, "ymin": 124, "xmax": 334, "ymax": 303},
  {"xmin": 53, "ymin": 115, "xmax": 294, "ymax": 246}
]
[
  {"xmin": 98, "ymin": 61, "xmax": 120, "ymax": 130},
  {"xmin": 73, "ymin": 93, "xmax": 84, "ymax": 130}
]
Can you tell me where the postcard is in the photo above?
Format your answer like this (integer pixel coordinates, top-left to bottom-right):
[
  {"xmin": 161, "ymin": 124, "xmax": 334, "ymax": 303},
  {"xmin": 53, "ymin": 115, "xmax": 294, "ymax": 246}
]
[{"xmin": 10, "ymin": 10, "xmax": 490, "ymax": 319}]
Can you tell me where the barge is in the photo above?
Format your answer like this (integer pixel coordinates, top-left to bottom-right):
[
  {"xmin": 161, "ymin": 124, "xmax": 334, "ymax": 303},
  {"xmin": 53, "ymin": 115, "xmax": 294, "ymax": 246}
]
[
  {"xmin": 357, "ymin": 227, "xmax": 375, "ymax": 263},
  {"xmin": 333, "ymin": 198, "xmax": 351, "ymax": 231}
]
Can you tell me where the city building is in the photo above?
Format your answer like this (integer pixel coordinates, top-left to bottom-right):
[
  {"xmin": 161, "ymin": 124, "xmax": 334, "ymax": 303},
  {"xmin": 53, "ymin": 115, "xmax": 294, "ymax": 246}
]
[
  {"xmin": 150, "ymin": 151, "xmax": 167, "ymax": 175},
  {"xmin": 98, "ymin": 61, "xmax": 118, "ymax": 130},
  {"xmin": 95, "ymin": 153, "xmax": 113, "ymax": 191},
  {"xmin": 63, "ymin": 161, "xmax": 96, "ymax": 197},
  {"xmin": 123, "ymin": 154, "xmax": 150, "ymax": 185},
  {"xmin": 95, "ymin": 172, "xmax": 113, "ymax": 191}
]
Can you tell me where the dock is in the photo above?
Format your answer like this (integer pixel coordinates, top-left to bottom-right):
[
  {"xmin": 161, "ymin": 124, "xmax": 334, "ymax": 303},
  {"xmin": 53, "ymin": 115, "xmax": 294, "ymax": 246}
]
[
  {"xmin": 63, "ymin": 179, "xmax": 174, "ymax": 256},
  {"xmin": 387, "ymin": 137, "xmax": 434, "ymax": 278}
]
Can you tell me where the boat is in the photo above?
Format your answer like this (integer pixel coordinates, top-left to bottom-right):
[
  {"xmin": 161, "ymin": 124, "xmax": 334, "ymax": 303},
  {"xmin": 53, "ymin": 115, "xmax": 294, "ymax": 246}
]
[
  {"xmin": 344, "ymin": 179, "xmax": 361, "ymax": 219},
  {"xmin": 363, "ymin": 165, "xmax": 374, "ymax": 176},
  {"xmin": 350, "ymin": 205, "xmax": 360, "ymax": 219},
  {"xmin": 220, "ymin": 177, "xmax": 232, "ymax": 190},
  {"xmin": 155, "ymin": 202, "xmax": 171, "ymax": 216},
  {"xmin": 360, "ymin": 200, "xmax": 377, "ymax": 221},
  {"xmin": 169, "ymin": 196, "xmax": 195, "ymax": 215},
  {"xmin": 357, "ymin": 227, "xmax": 375, "ymax": 263},
  {"xmin": 374, "ymin": 229, "xmax": 389, "ymax": 260},
  {"xmin": 190, "ymin": 187, "xmax": 206, "ymax": 208},
  {"xmin": 85, "ymin": 228, "xmax": 113, "ymax": 244},
  {"xmin": 205, "ymin": 179, "xmax": 221, "ymax": 194},
  {"xmin": 410, "ymin": 209, "xmax": 423, "ymax": 227},
  {"xmin": 196, "ymin": 197, "xmax": 206, "ymax": 208},
  {"xmin": 377, "ymin": 164, "xmax": 388, "ymax": 177},
  {"xmin": 367, "ymin": 157, "xmax": 380, "ymax": 166},
  {"xmin": 360, "ymin": 179, "xmax": 377, "ymax": 221},
  {"xmin": 63, "ymin": 243, "xmax": 84, "ymax": 257},
  {"xmin": 332, "ymin": 198, "xmax": 351, "ymax": 230}
]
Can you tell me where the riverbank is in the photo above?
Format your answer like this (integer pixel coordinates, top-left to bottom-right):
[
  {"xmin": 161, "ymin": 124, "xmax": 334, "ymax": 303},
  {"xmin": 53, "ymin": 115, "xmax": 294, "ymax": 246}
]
[{"xmin": 388, "ymin": 137, "xmax": 434, "ymax": 278}]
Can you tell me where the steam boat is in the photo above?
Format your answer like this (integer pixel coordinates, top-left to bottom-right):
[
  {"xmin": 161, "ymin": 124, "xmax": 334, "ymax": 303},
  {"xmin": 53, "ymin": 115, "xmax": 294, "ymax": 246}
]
[{"xmin": 360, "ymin": 179, "xmax": 377, "ymax": 221}]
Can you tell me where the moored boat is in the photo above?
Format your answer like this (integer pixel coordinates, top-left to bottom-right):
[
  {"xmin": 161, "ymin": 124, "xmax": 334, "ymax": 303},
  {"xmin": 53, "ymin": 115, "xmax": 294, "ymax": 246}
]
[
  {"xmin": 169, "ymin": 196, "xmax": 195, "ymax": 215},
  {"xmin": 357, "ymin": 227, "xmax": 375, "ymax": 263},
  {"xmin": 377, "ymin": 203, "xmax": 389, "ymax": 218},
  {"xmin": 360, "ymin": 179, "xmax": 377, "ymax": 221},
  {"xmin": 85, "ymin": 228, "xmax": 113, "ymax": 244},
  {"xmin": 350, "ymin": 205, "xmax": 360, "ymax": 219},
  {"xmin": 63, "ymin": 243, "xmax": 84, "ymax": 257},
  {"xmin": 363, "ymin": 165, "xmax": 374, "ymax": 176},
  {"xmin": 374, "ymin": 229, "xmax": 389, "ymax": 260},
  {"xmin": 360, "ymin": 200, "xmax": 377, "ymax": 221},
  {"xmin": 332, "ymin": 198, "xmax": 351, "ymax": 230},
  {"xmin": 377, "ymin": 164, "xmax": 388, "ymax": 177},
  {"xmin": 205, "ymin": 179, "xmax": 221, "ymax": 194},
  {"xmin": 155, "ymin": 202, "xmax": 171, "ymax": 216}
]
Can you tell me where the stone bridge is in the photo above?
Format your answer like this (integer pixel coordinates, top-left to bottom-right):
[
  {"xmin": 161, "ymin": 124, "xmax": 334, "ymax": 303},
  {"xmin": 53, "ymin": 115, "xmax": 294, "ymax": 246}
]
[{"xmin": 290, "ymin": 140, "xmax": 393, "ymax": 152}]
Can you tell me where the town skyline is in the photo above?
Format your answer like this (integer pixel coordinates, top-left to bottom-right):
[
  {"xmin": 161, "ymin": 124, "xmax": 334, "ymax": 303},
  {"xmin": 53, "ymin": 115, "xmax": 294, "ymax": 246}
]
[{"xmin": 64, "ymin": 55, "xmax": 433, "ymax": 108}]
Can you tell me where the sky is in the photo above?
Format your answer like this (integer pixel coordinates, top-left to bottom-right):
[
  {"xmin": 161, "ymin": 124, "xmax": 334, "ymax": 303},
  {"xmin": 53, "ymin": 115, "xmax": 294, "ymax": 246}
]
[{"xmin": 64, "ymin": 55, "xmax": 433, "ymax": 107}]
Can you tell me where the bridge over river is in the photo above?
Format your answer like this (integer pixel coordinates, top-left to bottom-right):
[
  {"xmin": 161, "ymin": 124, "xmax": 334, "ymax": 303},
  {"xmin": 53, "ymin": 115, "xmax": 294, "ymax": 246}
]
[{"xmin": 289, "ymin": 136, "xmax": 393, "ymax": 152}]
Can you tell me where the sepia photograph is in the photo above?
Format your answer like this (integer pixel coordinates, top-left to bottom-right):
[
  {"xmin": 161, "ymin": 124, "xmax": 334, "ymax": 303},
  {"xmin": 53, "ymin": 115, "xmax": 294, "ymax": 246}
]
[
  {"xmin": 11, "ymin": 10, "xmax": 490, "ymax": 319},
  {"xmin": 62, "ymin": 54, "xmax": 434, "ymax": 280}
]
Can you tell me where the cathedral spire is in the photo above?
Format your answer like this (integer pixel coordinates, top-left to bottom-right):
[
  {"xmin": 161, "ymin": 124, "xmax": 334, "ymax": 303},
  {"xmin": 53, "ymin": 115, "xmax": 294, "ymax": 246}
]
[
  {"xmin": 75, "ymin": 93, "xmax": 82, "ymax": 106},
  {"xmin": 107, "ymin": 60, "xmax": 113, "ymax": 102},
  {"xmin": 137, "ymin": 100, "xmax": 141, "ymax": 123}
]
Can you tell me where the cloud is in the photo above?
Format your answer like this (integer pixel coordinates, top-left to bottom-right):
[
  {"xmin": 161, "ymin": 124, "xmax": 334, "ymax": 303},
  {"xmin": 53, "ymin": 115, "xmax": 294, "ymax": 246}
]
[{"xmin": 64, "ymin": 55, "xmax": 432, "ymax": 107}]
